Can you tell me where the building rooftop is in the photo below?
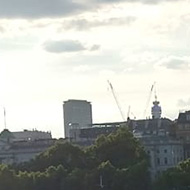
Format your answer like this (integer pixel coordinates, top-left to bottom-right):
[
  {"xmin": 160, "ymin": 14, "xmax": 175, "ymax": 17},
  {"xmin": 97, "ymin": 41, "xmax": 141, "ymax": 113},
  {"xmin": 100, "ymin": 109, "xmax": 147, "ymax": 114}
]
[{"xmin": 177, "ymin": 111, "xmax": 190, "ymax": 124}]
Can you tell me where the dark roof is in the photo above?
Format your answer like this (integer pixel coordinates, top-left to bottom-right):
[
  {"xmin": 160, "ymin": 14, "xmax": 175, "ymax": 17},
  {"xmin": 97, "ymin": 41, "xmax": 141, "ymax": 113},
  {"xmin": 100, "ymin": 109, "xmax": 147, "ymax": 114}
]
[
  {"xmin": 80, "ymin": 126, "xmax": 118, "ymax": 138},
  {"xmin": 79, "ymin": 118, "xmax": 173, "ymax": 138},
  {"xmin": 177, "ymin": 111, "xmax": 190, "ymax": 124},
  {"xmin": 139, "ymin": 135, "xmax": 182, "ymax": 145},
  {"xmin": 90, "ymin": 121, "xmax": 127, "ymax": 127},
  {"xmin": 129, "ymin": 118, "xmax": 172, "ymax": 131},
  {"xmin": 0, "ymin": 129, "xmax": 15, "ymax": 139}
]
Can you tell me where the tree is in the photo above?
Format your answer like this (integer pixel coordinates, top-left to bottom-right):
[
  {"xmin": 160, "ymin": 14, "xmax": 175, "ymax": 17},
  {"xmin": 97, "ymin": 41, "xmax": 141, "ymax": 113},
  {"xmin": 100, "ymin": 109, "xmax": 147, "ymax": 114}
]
[
  {"xmin": 89, "ymin": 127, "xmax": 147, "ymax": 168},
  {"xmin": 6, "ymin": 127, "xmax": 150, "ymax": 190},
  {"xmin": 0, "ymin": 164, "xmax": 17, "ymax": 190},
  {"xmin": 21, "ymin": 141, "xmax": 86, "ymax": 172},
  {"xmin": 154, "ymin": 159, "xmax": 190, "ymax": 190},
  {"xmin": 86, "ymin": 127, "xmax": 150, "ymax": 190}
]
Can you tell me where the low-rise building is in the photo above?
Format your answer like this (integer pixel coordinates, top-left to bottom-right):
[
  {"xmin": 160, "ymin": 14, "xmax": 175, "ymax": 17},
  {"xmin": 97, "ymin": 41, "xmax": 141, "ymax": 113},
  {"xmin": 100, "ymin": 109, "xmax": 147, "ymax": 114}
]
[
  {"xmin": 12, "ymin": 129, "xmax": 52, "ymax": 141},
  {"xmin": 174, "ymin": 111, "xmax": 190, "ymax": 160},
  {"xmin": 0, "ymin": 129, "xmax": 55, "ymax": 165}
]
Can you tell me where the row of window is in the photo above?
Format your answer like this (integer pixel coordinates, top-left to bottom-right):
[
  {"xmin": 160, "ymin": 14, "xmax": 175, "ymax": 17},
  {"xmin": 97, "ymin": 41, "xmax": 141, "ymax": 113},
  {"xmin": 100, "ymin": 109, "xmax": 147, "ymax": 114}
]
[
  {"xmin": 178, "ymin": 124, "xmax": 190, "ymax": 130},
  {"xmin": 157, "ymin": 157, "xmax": 168, "ymax": 165},
  {"xmin": 156, "ymin": 157, "xmax": 183, "ymax": 165},
  {"xmin": 147, "ymin": 149, "xmax": 183, "ymax": 154},
  {"xmin": 156, "ymin": 149, "xmax": 168, "ymax": 153}
]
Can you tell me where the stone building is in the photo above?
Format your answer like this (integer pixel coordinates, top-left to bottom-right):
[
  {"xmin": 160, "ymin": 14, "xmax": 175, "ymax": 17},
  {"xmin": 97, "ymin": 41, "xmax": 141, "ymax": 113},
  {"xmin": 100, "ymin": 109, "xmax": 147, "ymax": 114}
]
[{"xmin": 0, "ymin": 129, "xmax": 55, "ymax": 165}]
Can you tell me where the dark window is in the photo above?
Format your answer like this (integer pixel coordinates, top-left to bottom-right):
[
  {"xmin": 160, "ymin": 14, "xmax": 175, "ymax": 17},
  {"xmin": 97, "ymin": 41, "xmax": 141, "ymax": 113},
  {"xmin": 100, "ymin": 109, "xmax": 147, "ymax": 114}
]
[
  {"xmin": 157, "ymin": 158, "xmax": 160, "ymax": 165},
  {"xmin": 164, "ymin": 157, "xmax": 168, "ymax": 165}
]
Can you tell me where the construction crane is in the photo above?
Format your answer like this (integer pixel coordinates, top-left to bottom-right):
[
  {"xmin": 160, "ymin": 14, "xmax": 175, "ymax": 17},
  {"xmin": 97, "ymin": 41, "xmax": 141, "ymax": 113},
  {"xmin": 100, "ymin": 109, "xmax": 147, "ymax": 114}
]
[
  {"xmin": 127, "ymin": 105, "xmax": 131, "ymax": 119},
  {"xmin": 143, "ymin": 82, "xmax": 156, "ymax": 118},
  {"xmin": 127, "ymin": 105, "xmax": 136, "ymax": 120},
  {"xmin": 107, "ymin": 80, "xmax": 125, "ymax": 121}
]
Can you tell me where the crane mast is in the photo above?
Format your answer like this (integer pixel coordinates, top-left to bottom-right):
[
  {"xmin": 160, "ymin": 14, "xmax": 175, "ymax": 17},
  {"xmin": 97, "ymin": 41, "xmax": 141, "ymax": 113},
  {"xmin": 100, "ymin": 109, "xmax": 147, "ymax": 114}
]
[
  {"xmin": 143, "ymin": 82, "xmax": 156, "ymax": 118},
  {"xmin": 107, "ymin": 80, "xmax": 125, "ymax": 121}
]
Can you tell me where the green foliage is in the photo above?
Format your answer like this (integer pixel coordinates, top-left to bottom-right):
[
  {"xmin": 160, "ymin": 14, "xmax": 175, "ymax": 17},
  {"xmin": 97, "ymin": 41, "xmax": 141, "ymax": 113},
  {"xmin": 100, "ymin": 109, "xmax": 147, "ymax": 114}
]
[
  {"xmin": 90, "ymin": 127, "xmax": 147, "ymax": 168},
  {"xmin": 0, "ymin": 165, "xmax": 17, "ymax": 190},
  {"xmin": 154, "ymin": 159, "xmax": 190, "ymax": 190},
  {"xmin": 0, "ymin": 127, "xmax": 150, "ymax": 190},
  {"xmin": 21, "ymin": 141, "xmax": 86, "ymax": 171}
]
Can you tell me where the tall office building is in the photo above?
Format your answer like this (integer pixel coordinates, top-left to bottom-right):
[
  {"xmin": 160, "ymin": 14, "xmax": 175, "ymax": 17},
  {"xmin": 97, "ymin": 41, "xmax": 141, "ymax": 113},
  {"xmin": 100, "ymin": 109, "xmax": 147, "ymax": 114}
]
[{"xmin": 63, "ymin": 99, "xmax": 92, "ymax": 138}]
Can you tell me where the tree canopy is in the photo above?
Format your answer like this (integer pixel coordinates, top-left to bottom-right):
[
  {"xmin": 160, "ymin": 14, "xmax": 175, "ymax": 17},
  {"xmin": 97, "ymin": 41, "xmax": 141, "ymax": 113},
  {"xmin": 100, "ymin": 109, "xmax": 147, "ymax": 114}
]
[
  {"xmin": 154, "ymin": 159, "xmax": 190, "ymax": 190},
  {"xmin": 0, "ymin": 127, "xmax": 150, "ymax": 190}
]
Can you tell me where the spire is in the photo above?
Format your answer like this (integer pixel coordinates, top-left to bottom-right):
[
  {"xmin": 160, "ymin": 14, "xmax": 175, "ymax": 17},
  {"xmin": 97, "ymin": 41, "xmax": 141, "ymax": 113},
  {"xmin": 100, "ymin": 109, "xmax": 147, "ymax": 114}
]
[{"xmin": 151, "ymin": 88, "xmax": 162, "ymax": 119}]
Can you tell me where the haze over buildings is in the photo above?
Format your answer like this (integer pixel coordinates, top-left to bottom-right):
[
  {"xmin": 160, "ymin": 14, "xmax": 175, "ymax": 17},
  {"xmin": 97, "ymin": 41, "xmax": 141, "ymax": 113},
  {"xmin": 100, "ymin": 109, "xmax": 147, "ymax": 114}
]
[
  {"xmin": 0, "ymin": 0, "xmax": 190, "ymax": 138},
  {"xmin": 66, "ymin": 97, "xmax": 190, "ymax": 179}
]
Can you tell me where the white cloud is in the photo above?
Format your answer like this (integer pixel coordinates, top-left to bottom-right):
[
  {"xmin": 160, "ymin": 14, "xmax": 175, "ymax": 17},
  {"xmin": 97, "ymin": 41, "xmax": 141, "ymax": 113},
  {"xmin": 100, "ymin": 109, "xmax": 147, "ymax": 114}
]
[
  {"xmin": 60, "ymin": 16, "xmax": 137, "ymax": 31},
  {"xmin": 73, "ymin": 65, "xmax": 92, "ymax": 73},
  {"xmin": 178, "ymin": 98, "xmax": 190, "ymax": 107},
  {"xmin": 90, "ymin": 45, "xmax": 101, "ymax": 51}
]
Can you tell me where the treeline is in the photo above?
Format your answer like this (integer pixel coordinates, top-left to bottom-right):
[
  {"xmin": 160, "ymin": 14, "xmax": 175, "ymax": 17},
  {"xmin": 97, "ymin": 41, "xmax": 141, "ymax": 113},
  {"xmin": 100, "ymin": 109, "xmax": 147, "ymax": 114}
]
[
  {"xmin": 0, "ymin": 127, "xmax": 151, "ymax": 190},
  {"xmin": 154, "ymin": 159, "xmax": 190, "ymax": 190}
]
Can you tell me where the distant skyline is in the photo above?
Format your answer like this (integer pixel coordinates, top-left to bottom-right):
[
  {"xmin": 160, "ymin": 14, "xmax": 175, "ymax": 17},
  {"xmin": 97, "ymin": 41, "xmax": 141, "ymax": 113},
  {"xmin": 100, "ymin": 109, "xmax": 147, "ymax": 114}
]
[{"xmin": 0, "ymin": 0, "xmax": 190, "ymax": 138}]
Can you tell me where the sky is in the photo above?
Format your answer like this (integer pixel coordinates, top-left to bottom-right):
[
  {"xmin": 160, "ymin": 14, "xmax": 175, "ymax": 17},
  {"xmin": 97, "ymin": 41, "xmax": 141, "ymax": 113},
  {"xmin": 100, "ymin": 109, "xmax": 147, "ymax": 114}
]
[{"xmin": 0, "ymin": 0, "xmax": 190, "ymax": 138}]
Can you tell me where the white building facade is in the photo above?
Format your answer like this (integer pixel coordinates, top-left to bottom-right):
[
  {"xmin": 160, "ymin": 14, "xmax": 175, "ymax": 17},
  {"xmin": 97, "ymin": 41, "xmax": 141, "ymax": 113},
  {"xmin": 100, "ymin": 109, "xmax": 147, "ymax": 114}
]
[{"xmin": 141, "ymin": 136, "xmax": 184, "ymax": 179}]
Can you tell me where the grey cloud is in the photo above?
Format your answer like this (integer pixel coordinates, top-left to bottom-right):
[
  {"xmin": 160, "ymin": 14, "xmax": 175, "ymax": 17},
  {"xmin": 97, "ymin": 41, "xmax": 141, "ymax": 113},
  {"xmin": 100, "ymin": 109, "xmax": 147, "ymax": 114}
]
[
  {"xmin": 61, "ymin": 16, "xmax": 137, "ymax": 30},
  {"xmin": 159, "ymin": 56, "xmax": 190, "ymax": 70},
  {"xmin": 0, "ymin": 0, "xmax": 181, "ymax": 19},
  {"xmin": 43, "ymin": 40, "xmax": 100, "ymax": 53},
  {"xmin": 0, "ymin": 0, "xmax": 87, "ymax": 19},
  {"xmin": 44, "ymin": 40, "xmax": 85, "ymax": 53},
  {"xmin": 95, "ymin": 0, "xmax": 180, "ymax": 4}
]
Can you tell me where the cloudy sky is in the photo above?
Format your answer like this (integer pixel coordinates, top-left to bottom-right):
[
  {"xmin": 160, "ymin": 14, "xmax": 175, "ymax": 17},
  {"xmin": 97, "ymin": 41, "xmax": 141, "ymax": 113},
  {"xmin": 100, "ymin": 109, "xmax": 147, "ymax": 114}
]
[{"xmin": 0, "ymin": 0, "xmax": 190, "ymax": 138}]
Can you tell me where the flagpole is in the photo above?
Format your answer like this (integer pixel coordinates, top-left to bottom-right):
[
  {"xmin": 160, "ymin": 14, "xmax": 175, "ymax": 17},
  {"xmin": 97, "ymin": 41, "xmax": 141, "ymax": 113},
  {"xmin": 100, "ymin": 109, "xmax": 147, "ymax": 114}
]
[{"xmin": 3, "ymin": 107, "xmax": 6, "ymax": 129}]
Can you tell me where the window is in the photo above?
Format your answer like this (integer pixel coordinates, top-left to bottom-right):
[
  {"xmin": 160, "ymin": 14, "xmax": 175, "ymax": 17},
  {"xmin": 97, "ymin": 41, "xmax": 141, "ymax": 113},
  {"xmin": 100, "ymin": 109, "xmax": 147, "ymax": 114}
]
[
  {"xmin": 186, "ymin": 114, "xmax": 190, "ymax": 121},
  {"xmin": 164, "ymin": 149, "xmax": 167, "ymax": 153},
  {"xmin": 164, "ymin": 157, "xmax": 168, "ymax": 165},
  {"xmin": 157, "ymin": 158, "xmax": 160, "ymax": 165}
]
